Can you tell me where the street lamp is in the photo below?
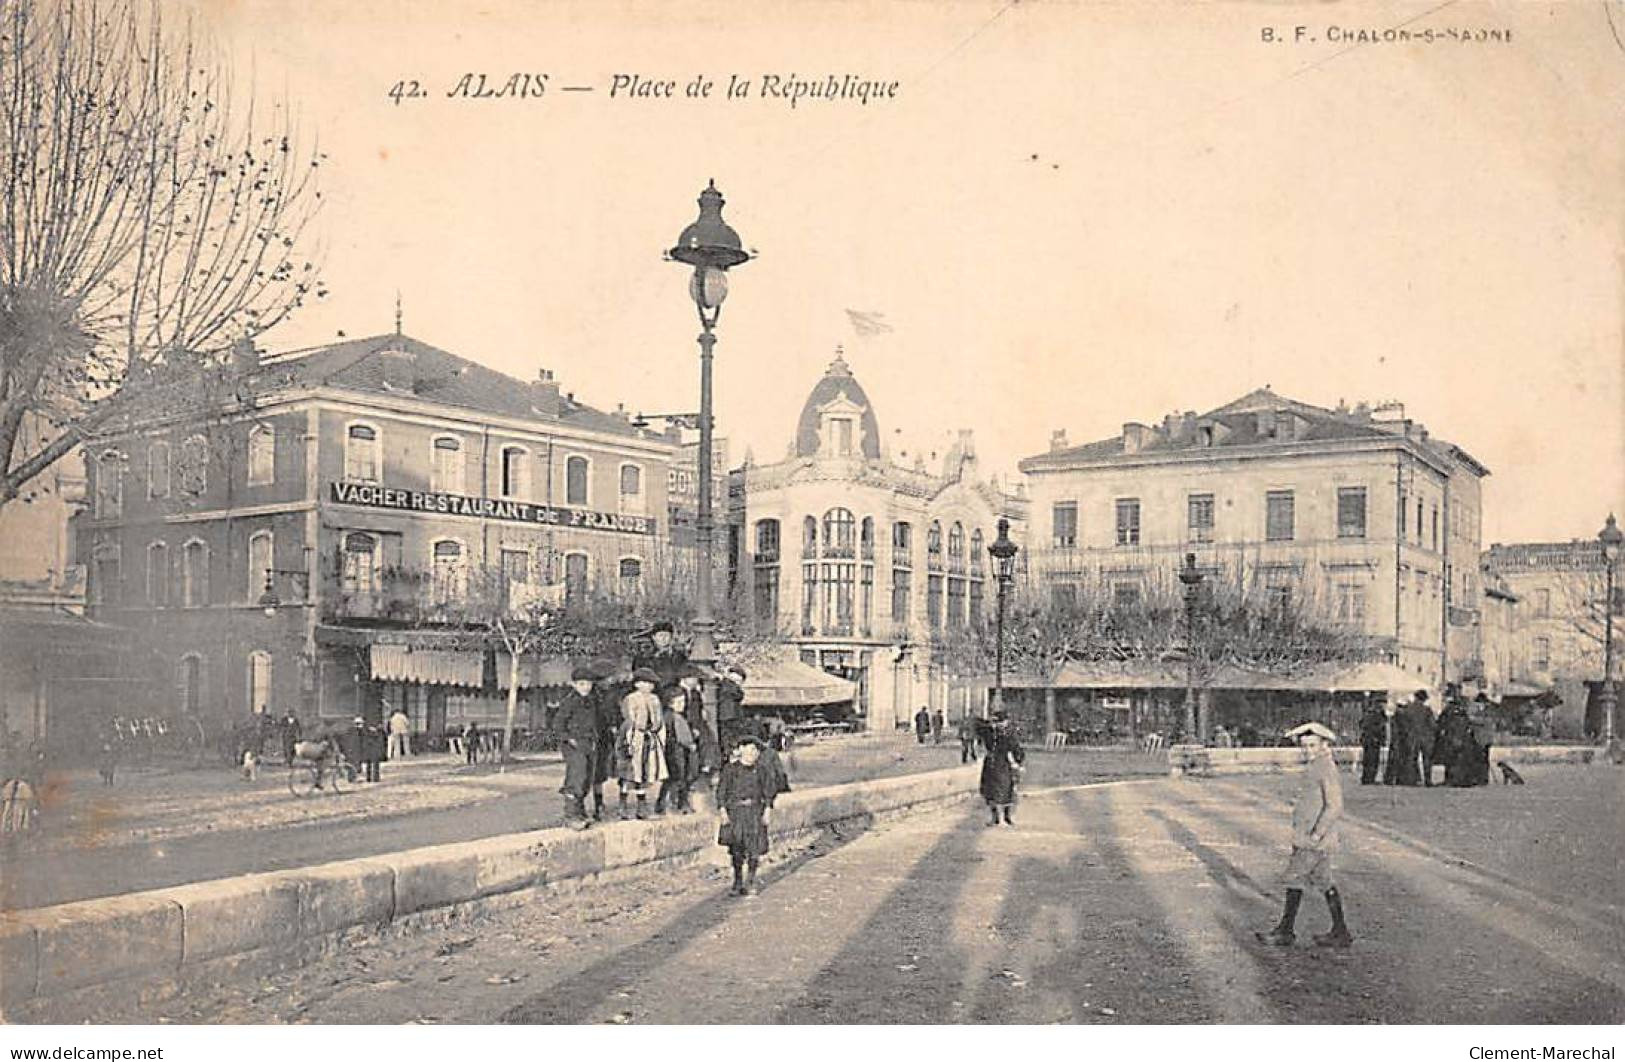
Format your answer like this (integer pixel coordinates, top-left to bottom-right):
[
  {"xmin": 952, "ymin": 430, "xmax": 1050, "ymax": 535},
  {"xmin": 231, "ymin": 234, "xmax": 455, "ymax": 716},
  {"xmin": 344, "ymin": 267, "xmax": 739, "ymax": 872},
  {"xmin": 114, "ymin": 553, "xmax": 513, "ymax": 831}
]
[
  {"xmin": 258, "ymin": 566, "xmax": 312, "ymax": 618},
  {"xmin": 988, "ymin": 518, "xmax": 1019, "ymax": 719},
  {"xmin": 1598, "ymin": 513, "xmax": 1623, "ymax": 746},
  {"xmin": 667, "ymin": 180, "xmax": 751, "ymax": 675},
  {"xmin": 1178, "ymin": 552, "xmax": 1206, "ymax": 742}
]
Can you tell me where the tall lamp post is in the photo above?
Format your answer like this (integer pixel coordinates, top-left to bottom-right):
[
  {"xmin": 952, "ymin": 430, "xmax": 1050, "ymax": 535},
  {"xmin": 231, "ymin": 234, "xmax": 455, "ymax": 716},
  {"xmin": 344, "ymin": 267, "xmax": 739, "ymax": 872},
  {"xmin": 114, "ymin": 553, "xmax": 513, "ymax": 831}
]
[
  {"xmin": 667, "ymin": 180, "xmax": 751, "ymax": 676},
  {"xmin": 1178, "ymin": 553, "xmax": 1205, "ymax": 742},
  {"xmin": 988, "ymin": 518, "xmax": 1019, "ymax": 719},
  {"xmin": 1598, "ymin": 513, "xmax": 1623, "ymax": 746}
]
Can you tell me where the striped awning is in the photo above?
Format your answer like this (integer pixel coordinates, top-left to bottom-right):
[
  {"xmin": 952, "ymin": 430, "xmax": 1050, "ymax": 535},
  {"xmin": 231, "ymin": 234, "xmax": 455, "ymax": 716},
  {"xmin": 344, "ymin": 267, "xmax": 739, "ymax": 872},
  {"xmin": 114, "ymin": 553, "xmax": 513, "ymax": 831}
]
[
  {"xmin": 495, "ymin": 653, "xmax": 575, "ymax": 690},
  {"xmin": 371, "ymin": 646, "xmax": 484, "ymax": 688},
  {"xmin": 743, "ymin": 657, "xmax": 855, "ymax": 708}
]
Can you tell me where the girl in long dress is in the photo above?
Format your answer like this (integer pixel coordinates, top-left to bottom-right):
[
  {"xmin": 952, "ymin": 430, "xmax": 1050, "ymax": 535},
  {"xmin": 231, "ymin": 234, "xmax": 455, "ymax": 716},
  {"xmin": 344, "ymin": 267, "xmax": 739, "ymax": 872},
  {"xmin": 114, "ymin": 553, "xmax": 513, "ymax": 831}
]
[
  {"xmin": 716, "ymin": 737, "xmax": 782, "ymax": 896},
  {"xmin": 617, "ymin": 668, "xmax": 669, "ymax": 820}
]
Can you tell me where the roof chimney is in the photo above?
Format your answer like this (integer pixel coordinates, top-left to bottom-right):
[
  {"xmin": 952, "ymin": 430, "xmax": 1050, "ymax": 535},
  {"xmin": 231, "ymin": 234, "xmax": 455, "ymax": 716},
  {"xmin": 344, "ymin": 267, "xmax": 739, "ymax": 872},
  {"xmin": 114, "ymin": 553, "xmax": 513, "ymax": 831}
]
[
  {"xmin": 529, "ymin": 368, "xmax": 561, "ymax": 416},
  {"xmin": 230, "ymin": 336, "xmax": 260, "ymax": 376},
  {"xmin": 1050, "ymin": 429, "xmax": 1068, "ymax": 452},
  {"xmin": 1122, "ymin": 422, "xmax": 1151, "ymax": 454}
]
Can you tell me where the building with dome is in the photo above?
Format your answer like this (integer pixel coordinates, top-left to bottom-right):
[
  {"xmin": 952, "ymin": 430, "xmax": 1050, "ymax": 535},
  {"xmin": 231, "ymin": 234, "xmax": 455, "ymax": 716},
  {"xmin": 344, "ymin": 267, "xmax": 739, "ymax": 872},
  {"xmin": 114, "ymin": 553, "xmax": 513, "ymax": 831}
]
[{"xmin": 727, "ymin": 350, "xmax": 1028, "ymax": 732}]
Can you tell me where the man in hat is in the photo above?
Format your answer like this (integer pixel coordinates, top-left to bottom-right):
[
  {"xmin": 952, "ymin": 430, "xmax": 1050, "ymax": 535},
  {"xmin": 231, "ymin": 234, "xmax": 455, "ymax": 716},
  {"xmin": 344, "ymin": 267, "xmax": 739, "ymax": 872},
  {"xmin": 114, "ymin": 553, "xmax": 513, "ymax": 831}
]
[
  {"xmin": 1256, "ymin": 722, "xmax": 1353, "ymax": 949},
  {"xmin": 552, "ymin": 665, "xmax": 600, "ymax": 828},
  {"xmin": 1403, "ymin": 689, "xmax": 1436, "ymax": 786},
  {"xmin": 634, "ymin": 621, "xmax": 689, "ymax": 692},
  {"xmin": 717, "ymin": 664, "xmax": 747, "ymax": 755},
  {"xmin": 588, "ymin": 659, "xmax": 625, "ymax": 821},
  {"xmin": 1357, "ymin": 699, "xmax": 1386, "ymax": 785}
]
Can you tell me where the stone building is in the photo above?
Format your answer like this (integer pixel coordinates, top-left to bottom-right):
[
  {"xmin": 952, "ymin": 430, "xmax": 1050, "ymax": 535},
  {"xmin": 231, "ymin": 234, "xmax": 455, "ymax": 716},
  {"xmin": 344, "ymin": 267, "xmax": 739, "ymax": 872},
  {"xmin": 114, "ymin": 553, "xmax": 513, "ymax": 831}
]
[
  {"xmin": 1018, "ymin": 388, "xmax": 1490, "ymax": 691},
  {"xmin": 71, "ymin": 333, "xmax": 675, "ymax": 740},
  {"xmin": 726, "ymin": 350, "xmax": 1027, "ymax": 732}
]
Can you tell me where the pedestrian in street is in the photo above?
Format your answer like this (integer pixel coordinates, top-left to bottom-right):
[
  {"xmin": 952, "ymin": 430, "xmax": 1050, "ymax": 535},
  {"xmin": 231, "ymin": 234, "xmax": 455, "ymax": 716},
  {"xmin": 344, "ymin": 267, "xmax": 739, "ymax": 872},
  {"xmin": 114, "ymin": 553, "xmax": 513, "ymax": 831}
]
[
  {"xmin": 589, "ymin": 662, "xmax": 624, "ymax": 822},
  {"xmin": 1436, "ymin": 697, "xmax": 1472, "ymax": 786},
  {"xmin": 716, "ymin": 736, "xmax": 780, "ymax": 897},
  {"xmin": 552, "ymin": 666, "xmax": 599, "ymax": 829},
  {"xmin": 958, "ymin": 712, "xmax": 980, "ymax": 764},
  {"xmin": 617, "ymin": 668, "xmax": 669, "ymax": 820},
  {"xmin": 363, "ymin": 718, "xmax": 385, "ymax": 782},
  {"xmin": 280, "ymin": 711, "xmax": 301, "ymax": 766},
  {"xmin": 1381, "ymin": 702, "xmax": 1402, "ymax": 784},
  {"xmin": 464, "ymin": 721, "xmax": 481, "ymax": 766},
  {"xmin": 717, "ymin": 664, "xmax": 748, "ymax": 756},
  {"xmin": 931, "ymin": 709, "xmax": 945, "ymax": 744},
  {"xmin": 1403, "ymin": 690, "xmax": 1433, "ymax": 786},
  {"xmin": 979, "ymin": 712, "xmax": 1025, "ymax": 827},
  {"xmin": 657, "ymin": 687, "xmax": 699, "ymax": 815},
  {"xmin": 96, "ymin": 740, "xmax": 118, "ymax": 787},
  {"xmin": 1358, "ymin": 700, "xmax": 1386, "ymax": 785},
  {"xmin": 1467, "ymin": 693, "xmax": 1495, "ymax": 787},
  {"xmin": 914, "ymin": 706, "xmax": 932, "ymax": 745},
  {"xmin": 1256, "ymin": 722, "xmax": 1354, "ymax": 949},
  {"xmin": 387, "ymin": 707, "xmax": 411, "ymax": 760}
]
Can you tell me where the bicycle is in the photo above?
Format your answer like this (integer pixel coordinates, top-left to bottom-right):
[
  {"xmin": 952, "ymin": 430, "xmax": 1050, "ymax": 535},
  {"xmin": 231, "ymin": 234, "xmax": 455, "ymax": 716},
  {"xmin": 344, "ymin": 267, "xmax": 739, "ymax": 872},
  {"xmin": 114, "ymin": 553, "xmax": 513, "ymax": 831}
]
[{"xmin": 288, "ymin": 739, "xmax": 354, "ymax": 797}]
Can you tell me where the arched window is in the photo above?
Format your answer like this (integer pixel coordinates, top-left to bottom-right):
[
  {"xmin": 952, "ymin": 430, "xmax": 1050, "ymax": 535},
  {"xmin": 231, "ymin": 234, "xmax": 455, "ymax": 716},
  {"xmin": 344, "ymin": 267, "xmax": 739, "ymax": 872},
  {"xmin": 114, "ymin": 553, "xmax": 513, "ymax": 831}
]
[
  {"xmin": 178, "ymin": 435, "xmax": 208, "ymax": 495},
  {"xmin": 90, "ymin": 544, "xmax": 121, "ymax": 606},
  {"xmin": 927, "ymin": 521, "xmax": 943, "ymax": 570},
  {"xmin": 247, "ymin": 425, "xmax": 275, "ymax": 486},
  {"xmin": 948, "ymin": 523, "xmax": 965, "ymax": 572},
  {"xmin": 566, "ymin": 455, "xmax": 589, "ymax": 506},
  {"xmin": 431, "ymin": 435, "xmax": 464, "ymax": 494},
  {"xmin": 970, "ymin": 529, "xmax": 985, "ymax": 574},
  {"xmin": 94, "ymin": 451, "xmax": 123, "ymax": 518},
  {"xmin": 892, "ymin": 521, "xmax": 913, "ymax": 568},
  {"xmin": 803, "ymin": 515, "xmax": 818, "ymax": 556},
  {"xmin": 618, "ymin": 463, "xmax": 643, "ymax": 515},
  {"xmin": 342, "ymin": 532, "xmax": 380, "ymax": 593},
  {"xmin": 344, "ymin": 423, "xmax": 379, "ymax": 482},
  {"xmin": 182, "ymin": 539, "xmax": 210, "ymax": 607},
  {"xmin": 860, "ymin": 516, "xmax": 875, "ymax": 559},
  {"xmin": 177, "ymin": 655, "xmax": 203, "ymax": 715},
  {"xmin": 247, "ymin": 651, "xmax": 273, "ymax": 715},
  {"xmin": 618, "ymin": 557, "xmax": 642, "ymax": 598},
  {"xmin": 147, "ymin": 542, "xmax": 169, "ymax": 606},
  {"xmin": 431, "ymin": 540, "xmax": 464, "ymax": 602},
  {"xmin": 247, "ymin": 530, "xmax": 273, "ymax": 602},
  {"xmin": 822, "ymin": 508, "xmax": 855, "ymax": 558},
  {"xmin": 500, "ymin": 446, "xmax": 527, "ymax": 498},
  {"xmin": 564, "ymin": 552, "xmax": 590, "ymax": 601},
  {"xmin": 147, "ymin": 441, "xmax": 171, "ymax": 500},
  {"xmin": 755, "ymin": 519, "xmax": 780, "ymax": 562}
]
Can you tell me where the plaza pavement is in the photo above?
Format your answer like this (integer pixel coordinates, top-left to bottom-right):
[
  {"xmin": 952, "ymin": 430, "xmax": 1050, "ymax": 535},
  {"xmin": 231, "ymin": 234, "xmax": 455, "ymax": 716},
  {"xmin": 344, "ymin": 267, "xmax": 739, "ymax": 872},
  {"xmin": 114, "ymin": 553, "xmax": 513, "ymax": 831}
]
[{"xmin": 72, "ymin": 762, "xmax": 1625, "ymax": 1025}]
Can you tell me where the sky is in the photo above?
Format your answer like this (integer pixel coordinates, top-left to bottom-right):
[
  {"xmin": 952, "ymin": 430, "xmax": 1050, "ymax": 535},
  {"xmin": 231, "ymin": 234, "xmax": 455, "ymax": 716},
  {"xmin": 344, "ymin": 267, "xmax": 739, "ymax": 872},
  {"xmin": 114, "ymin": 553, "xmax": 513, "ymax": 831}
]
[{"xmin": 195, "ymin": 0, "xmax": 1624, "ymax": 547}]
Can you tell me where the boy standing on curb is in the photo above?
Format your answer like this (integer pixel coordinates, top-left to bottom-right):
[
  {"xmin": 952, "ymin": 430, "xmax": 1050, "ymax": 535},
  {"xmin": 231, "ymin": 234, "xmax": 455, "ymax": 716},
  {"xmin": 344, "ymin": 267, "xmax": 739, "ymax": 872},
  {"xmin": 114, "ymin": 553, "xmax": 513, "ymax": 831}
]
[{"xmin": 1256, "ymin": 721, "xmax": 1354, "ymax": 949}]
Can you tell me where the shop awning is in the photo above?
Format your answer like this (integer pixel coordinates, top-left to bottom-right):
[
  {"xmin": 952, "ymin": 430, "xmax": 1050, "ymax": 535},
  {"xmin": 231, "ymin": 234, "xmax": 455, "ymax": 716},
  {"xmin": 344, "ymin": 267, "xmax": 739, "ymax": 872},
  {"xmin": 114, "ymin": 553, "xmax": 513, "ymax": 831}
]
[
  {"xmin": 495, "ymin": 652, "xmax": 575, "ymax": 690},
  {"xmin": 742, "ymin": 657, "xmax": 855, "ymax": 708},
  {"xmin": 1305, "ymin": 661, "xmax": 1431, "ymax": 695},
  {"xmin": 371, "ymin": 645, "xmax": 484, "ymax": 688}
]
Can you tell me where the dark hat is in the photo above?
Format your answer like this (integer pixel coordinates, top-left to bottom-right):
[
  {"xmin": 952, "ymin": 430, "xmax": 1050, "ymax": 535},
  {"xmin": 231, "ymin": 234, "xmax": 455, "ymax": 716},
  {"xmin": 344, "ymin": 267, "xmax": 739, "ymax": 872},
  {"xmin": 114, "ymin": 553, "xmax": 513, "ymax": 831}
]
[
  {"xmin": 724, "ymin": 664, "xmax": 747, "ymax": 681},
  {"xmin": 570, "ymin": 664, "xmax": 596, "ymax": 682},
  {"xmin": 588, "ymin": 658, "xmax": 616, "ymax": 680},
  {"xmin": 650, "ymin": 621, "xmax": 674, "ymax": 635},
  {"xmin": 735, "ymin": 734, "xmax": 763, "ymax": 748},
  {"xmin": 1415, "ymin": 690, "xmax": 1430, "ymax": 701},
  {"xmin": 632, "ymin": 667, "xmax": 659, "ymax": 685}
]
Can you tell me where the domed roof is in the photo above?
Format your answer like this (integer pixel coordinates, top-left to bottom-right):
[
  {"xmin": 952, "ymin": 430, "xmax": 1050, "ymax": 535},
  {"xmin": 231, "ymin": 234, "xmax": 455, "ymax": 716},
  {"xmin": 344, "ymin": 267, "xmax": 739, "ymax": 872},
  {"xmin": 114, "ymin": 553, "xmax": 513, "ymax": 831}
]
[{"xmin": 795, "ymin": 348, "xmax": 883, "ymax": 460}]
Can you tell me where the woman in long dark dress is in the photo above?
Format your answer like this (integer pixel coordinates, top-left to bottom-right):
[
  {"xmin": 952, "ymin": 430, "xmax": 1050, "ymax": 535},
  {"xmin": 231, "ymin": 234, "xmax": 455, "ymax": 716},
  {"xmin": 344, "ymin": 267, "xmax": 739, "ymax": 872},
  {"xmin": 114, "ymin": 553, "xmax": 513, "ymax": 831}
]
[
  {"xmin": 979, "ymin": 714, "xmax": 1025, "ymax": 827},
  {"xmin": 716, "ymin": 737, "xmax": 783, "ymax": 896}
]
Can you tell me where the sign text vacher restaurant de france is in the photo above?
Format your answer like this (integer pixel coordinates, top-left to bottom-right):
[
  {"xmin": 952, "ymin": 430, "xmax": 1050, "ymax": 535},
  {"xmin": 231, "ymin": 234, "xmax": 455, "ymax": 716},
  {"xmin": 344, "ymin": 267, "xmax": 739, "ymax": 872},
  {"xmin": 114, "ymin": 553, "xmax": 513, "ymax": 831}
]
[{"xmin": 330, "ymin": 481, "xmax": 655, "ymax": 535}]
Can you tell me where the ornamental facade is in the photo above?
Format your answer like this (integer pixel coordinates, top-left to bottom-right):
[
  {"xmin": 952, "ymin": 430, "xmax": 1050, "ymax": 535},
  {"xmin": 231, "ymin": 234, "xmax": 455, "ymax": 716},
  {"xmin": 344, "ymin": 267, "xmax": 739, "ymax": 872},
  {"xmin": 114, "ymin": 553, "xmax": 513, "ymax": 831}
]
[{"xmin": 727, "ymin": 350, "xmax": 1027, "ymax": 732}]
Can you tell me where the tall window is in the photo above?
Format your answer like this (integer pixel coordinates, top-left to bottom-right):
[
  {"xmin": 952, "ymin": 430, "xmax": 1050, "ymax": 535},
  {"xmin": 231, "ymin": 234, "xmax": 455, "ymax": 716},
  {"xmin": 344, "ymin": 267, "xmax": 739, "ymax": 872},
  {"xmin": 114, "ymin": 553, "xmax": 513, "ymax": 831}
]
[
  {"xmin": 618, "ymin": 557, "xmax": 642, "ymax": 598},
  {"xmin": 247, "ymin": 426, "xmax": 275, "ymax": 486},
  {"xmin": 178, "ymin": 435, "xmax": 208, "ymax": 495},
  {"xmin": 182, "ymin": 540, "xmax": 209, "ymax": 607},
  {"xmin": 754, "ymin": 520, "xmax": 780, "ymax": 623},
  {"xmin": 345, "ymin": 424, "xmax": 379, "ymax": 482},
  {"xmin": 860, "ymin": 516, "xmax": 875, "ymax": 560},
  {"xmin": 1052, "ymin": 502, "xmax": 1078, "ymax": 548},
  {"xmin": 946, "ymin": 573, "xmax": 965, "ymax": 629},
  {"xmin": 565, "ymin": 552, "xmax": 589, "ymax": 601},
  {"xmin": 1265, "ymin": 490, "xmax": 1295, "ymax": 542},
  {"xmin": 756, "ymin": 519, "xmax": 780, "ymax": 561},
  {"xmin": 1535, "ymin": 589, "xmax": 1550, "ymax": 618},
  {"xmin": 1335, "ymin": 582, "xmax": 1367, "ymax": 626},
  {"xmin": 860, "ymin": 564, "xmax": 873, "ymax": 635},
  {"xmin": 431, "ymin": 436, "xmax": 464, "ymax": 494},
  {"xmin": 147, "ymin": 441, "xmax": 171, "ymax": 499},
  {"xmin": 892, "ymin": 569, "xmax": 912, "ymax": 628},
  {"xmin": 566, "ymin": 456, "xmax": 589, "ymax": 506},
  {"xmin": 803, "ymin": 516, "xmax": 818, "ymax": 557},
  {"xmin": 833, "ymin": 418, "xmax": 853, "ymax": 456},
  {"xmin": 147, "ymin": 542, "xmax": 169, "ymax": 606},
  {"xmin": 248, "ymin": 652, "xmax": 273, "ymax": 715},
  {"xmin": 247, "ymin": 530, "xmax": 273, "ymax": 602},
  {"xmin": 1416, "ymin": 498, "xmax": 1424, "ymax": 540},
  {"xmin": 431, "ymin": 540, "xmax": 464, "ymax": 603},
  {"xmin": 342, "ymin": 533, "xmax": 380, "ymax": 594},
  {"xmin": 927, "ymin": 521, "xmax": 943, "ymax": 570},
  {"xmin": 947, "ymin": 523, "xmax": 965, "ymax": 573},
  {"xmin": 892, "ymin": 521, "xmax": 912, "ymax": 567},
  {"xmin": 969, "ymin": 529, "xmax": 985, "ymax": 625},
  {"xmin": 1188, "ymin": 494, "xmax": 1214, "ymax": 544},
  {"xmin": 801, "ymin": 560, "xmax": 818, "ymax": 634},
  {"xmin": 822, "ymin": 508, "xmax": 855, "ymax": 557},
  {"xmin": 500, "ymin": 447, "xmax": 527, "ymax": 498},
  {"xmin": 927, "ymin": 574, "xmax": 943, "ymax": 630},
  {"xmin": 94, "ymin": 451, "xmax": 123, "ymax": 519},
  {"xmin": 90, "ymin": 545, "xmax": 121, "ymax": 606},
  {"xmin": 969, "ymin": 574, "xmax": 984, "ymax": 626},
  {"xmin": 823, "ymin": 560, "xmax": 855, "ymax": 635},
  {"xmin": 1534, "ymin": 637, "xmax": 1551, "ymax": 670},
  {"xmin": 501, "ymin": 548, "xmax": 530, "ymax": 587},
  {"xmin": 1115, "ymin": 498, "xmax": 1140, "ymax": 546},
  {"xmin": 1265, "ymin": 577, "xmax": 1293, "ymax": 615},
  {"xmin": 1337, "ymin": 487, "xmax": 1367, "ymax": 539},
  {"xmin": 178, "ymin": 655, "xmax": 202, "ymax": 715},
  {"xmin": 618, "ymin": 464, "xmax": 643, "ymax": 514},
  {"xmin": 1430, "ymin": 505, "xmax": 1439, "ymax": 550}
]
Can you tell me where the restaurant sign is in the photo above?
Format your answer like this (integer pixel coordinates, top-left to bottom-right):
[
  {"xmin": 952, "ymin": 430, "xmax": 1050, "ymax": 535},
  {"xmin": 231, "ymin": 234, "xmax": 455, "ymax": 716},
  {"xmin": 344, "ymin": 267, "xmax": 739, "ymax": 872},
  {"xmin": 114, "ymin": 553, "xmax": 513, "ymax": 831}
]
[{"xmin": 329, "ymin": 481, "xmax": 655, "ymax": 535}]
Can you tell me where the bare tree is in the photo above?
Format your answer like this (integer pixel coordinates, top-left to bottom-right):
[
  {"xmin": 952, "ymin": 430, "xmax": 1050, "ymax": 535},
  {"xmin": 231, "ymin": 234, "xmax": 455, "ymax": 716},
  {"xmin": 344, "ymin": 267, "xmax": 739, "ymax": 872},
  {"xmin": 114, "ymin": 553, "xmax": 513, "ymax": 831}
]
[{"xmin": 0, "ymin": 0, "xmax": 324, "ymax": 509}]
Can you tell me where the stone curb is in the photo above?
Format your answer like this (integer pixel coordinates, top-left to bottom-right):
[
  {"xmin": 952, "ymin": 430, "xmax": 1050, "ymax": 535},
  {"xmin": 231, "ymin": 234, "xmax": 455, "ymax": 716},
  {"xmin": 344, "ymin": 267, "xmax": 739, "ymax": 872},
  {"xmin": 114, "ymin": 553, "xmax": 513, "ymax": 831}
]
[
  {"xmin": 0, "ymin": 763, "xmax": 981, "ymax": 1019},
  {"xmin": 1166, "ymin": 743, "xmax": 1599, "ymax": 776}
]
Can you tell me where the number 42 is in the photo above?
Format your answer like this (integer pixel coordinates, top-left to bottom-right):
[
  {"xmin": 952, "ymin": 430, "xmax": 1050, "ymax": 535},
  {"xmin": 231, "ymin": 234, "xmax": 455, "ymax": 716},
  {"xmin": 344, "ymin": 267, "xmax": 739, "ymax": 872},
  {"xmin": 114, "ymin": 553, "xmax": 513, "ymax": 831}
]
[{"xmin": 388, "ymin": 80, "xmax": 426, "ymax": 105}]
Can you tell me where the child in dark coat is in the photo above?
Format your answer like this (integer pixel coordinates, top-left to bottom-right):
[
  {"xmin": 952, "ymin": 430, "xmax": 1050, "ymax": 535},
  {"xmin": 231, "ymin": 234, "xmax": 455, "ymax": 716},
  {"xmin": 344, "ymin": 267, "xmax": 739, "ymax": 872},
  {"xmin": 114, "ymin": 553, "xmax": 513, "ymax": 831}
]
[
  {"xmin": 716, "ymin": 737, "xmax": 784, "ymax": 896},
  {"xmin": 657, "ymin": 688, "xmax": 699, "ymax": 815}
]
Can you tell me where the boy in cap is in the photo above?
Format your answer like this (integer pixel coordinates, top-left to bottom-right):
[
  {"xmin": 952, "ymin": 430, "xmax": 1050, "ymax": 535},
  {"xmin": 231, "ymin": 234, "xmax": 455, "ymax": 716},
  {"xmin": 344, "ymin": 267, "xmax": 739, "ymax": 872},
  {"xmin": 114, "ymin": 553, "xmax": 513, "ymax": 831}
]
[
  {"xmin": 716, "ymin": 664, "xmax": 747, "ymax": 754},
  {"xmin": 1257, "ymin": 721, "xmax": 1354, "ymax": 948},
  {"xmin": 552, "ymin": 665, "xmax": 600, "ymax": 829},
  {"xmin": 716, "ymin": 736, "xmax": 779, "ymax": 896}
]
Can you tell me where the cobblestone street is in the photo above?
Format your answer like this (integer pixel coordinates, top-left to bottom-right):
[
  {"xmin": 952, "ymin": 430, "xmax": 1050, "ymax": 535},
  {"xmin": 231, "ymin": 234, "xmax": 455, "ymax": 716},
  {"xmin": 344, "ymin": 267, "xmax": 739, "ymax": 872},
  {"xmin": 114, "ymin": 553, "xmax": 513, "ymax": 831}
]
[{"xmin": 77, "ymin": 763, "xmax": 1625, "ymax": 1026}]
